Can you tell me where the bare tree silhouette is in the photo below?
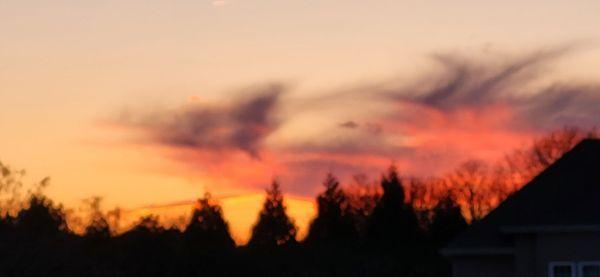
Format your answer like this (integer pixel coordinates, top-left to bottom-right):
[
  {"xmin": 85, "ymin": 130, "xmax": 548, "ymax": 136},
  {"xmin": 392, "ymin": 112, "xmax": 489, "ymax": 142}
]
[{"xmin": 84, "ymin": 196, "xmax": 110, "ymax": 239}]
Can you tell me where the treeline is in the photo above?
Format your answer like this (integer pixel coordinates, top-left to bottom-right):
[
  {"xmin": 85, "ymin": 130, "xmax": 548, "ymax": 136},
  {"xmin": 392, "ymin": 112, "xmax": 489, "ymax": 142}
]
[
  {"xmin": 0, "ymin": 127, "xmax": 595, "ymax": 276},
  {"xmin": 0, "ymin": 166, "xmax": 460, "ymax": 276}
]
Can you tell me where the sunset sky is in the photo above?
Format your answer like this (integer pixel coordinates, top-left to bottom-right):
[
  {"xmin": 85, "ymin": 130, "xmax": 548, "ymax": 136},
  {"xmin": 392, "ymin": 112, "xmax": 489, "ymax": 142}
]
[{"xmin": 2, "ymin": 0, "xmax": 600, "ymax": 243}]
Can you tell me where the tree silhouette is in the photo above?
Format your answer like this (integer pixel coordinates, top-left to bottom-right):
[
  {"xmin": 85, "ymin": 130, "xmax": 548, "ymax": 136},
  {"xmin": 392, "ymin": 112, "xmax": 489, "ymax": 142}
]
[
  {"xmin": 367, "ymin": 165, "xmax": 420, "ymax": 246},
  {"xmin": 3, "ymin": 128, "xmax": 594, "ymax": 277},
  {"xmin": 248, "ymin": 180, "xmax": 297, "ymax": 248},
  {"xmin": 14, "ymin": 195, "xmax": 68, "ymax": 238},
  {"xmin": 496, "ymin": 127, "xmax": 599, "ymax": 195},
  {"xmin": 118, "ymin": 215, "xmax": 179, "ymax": 276},
  {"xmin": 184, "ymin": 193, "xmax": 235, "ymax": 251},
  {"xmin": 429, "ymin": 193, "xmax": 467, "ymax": 248},
  {"xmin": 0, "ymin": 161, "xmax": 25, "ymax": 216},
  {"xmin": 448, "ymin": 160, "xmax": 493, "ymax": 222},
  {"xmin": 305, "ymin": 173, "xmax": 357, "ymax": 244},
  {"xmin": 346, "ymin": 174, "xmax": 381, "ymax": 236},
  {"xmin": 84, "ymin": 196, "xmax": 110, "ymax": 239},
  {"xmin": 127, "ymin": 215, "xmax": 164, "ymax": 235}
]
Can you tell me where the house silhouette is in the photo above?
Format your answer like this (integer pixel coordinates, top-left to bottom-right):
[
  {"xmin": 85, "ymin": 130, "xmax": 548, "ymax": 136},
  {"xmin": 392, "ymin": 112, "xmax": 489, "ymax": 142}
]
[{"xmin": 442, "ymin": 139, "xmax": 600, "ymax": 277}]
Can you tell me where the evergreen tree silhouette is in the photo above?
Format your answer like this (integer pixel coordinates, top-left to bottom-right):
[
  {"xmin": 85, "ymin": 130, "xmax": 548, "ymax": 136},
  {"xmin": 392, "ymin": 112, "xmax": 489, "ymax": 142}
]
[
  {"xmin": 248, "ymin": 180, "xmax": 297, "ymax": 248},
  {"xmin": 305, "ymin": 173, "xmax": 357, "ymax": 244},
  {"xmin": 367, "ymin": 165, "xmax": 420, "ymax": 246},
  {"xmin": 429, "ymin": 193, "xmax": 467, "ymax": 248},
  {"xmin": 184, "ymin": 192, "xmax": 235, "ymax": 251}
]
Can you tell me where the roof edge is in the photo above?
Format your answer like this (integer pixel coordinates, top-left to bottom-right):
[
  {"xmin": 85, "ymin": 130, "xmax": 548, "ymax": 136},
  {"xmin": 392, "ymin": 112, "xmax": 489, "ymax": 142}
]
[
  {"xmin": 501, "ymin": 225, "xmax": 600, "ymax": 234},
  {"xmin": 440, "ymin": 247, "xmax": 514, "ymax": 257}
]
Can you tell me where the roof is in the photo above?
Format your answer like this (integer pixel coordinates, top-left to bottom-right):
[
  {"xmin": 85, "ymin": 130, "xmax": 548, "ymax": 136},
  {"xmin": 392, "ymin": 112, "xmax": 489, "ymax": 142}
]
[{"xmin": 444, "ymin": 139, "xmax": 600, "ymax": 254}]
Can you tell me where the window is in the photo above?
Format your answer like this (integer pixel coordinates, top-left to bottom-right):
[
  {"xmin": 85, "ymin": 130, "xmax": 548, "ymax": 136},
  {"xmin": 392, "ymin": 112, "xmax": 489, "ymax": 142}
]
[
  {"xmin": 549, "ymin": 262, "xmax": 600, "ymax": 277},
  {"xmin": 579, "ymin": 262, "xmax": 600, "ymax": 277},
  {"xmin": 550, "ymin": 262, "xmax": 575, "ymax": 277}
]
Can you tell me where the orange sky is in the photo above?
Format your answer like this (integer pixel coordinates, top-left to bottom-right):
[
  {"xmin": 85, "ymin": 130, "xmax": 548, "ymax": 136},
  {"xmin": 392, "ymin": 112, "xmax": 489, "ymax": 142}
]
[
  {"xmin": 2, "ymin": 0, "xmax": 600, "ymax": 242},
  {"xmin": 122, "ymin": 193, "xmax": 315, "ymax": 244}
]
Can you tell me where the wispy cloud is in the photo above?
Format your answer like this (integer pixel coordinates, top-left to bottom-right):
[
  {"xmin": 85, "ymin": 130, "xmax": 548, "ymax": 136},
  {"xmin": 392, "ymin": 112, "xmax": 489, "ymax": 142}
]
[
  {"xmin": 339, "ymin": 121, "xmax": 359, "ymax": 129},
  {"xmin": 115, "ymin": 84, "xmax": 285, "ymax": 159},
  {"xmin": 111, "ymin": 45, "xmax": 600, "ymax": 196},
  {"xmin": 387, "ymin": 46, "xmax": 600, "ymax": 132}
]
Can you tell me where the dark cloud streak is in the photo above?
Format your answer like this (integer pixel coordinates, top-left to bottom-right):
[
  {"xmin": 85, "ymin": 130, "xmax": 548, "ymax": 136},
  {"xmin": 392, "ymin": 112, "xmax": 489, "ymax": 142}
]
[
  {"xmin": 111, "ymin": 45, "xmax": 600, "ymax": 196},
  {"xmin": 339, "ymin": 121, "xmax": 359, "ymax": 129},
  {"xmin": 389, "ymin": 46, "xmax": 600, "ymax": 131},
  {"xmin": 116, "ymin": 84, "xmax": 285, "ymax": 159}
]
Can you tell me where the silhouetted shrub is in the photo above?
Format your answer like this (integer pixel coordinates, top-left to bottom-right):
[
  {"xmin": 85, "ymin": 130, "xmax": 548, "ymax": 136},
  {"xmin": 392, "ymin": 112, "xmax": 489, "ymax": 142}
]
[{"xmin": 14, "ymin": 196, "xmax": 68, "ymax": 238}]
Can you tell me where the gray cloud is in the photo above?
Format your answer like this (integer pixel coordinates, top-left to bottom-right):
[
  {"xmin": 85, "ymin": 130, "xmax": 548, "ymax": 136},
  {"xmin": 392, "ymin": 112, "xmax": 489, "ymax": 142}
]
[
  {"xmin": 111, "ymin": 45, "xmax": 600, "ymax": 196},
  {"xmin": 116, "ymin": 84, "xmax": 285, "ymax": 159},
  {"xmin": 281, "ymin": 158, "xmax": 383, "ymax": 195},
  {"xmin": 400, "ymin": 48, "xmax": 567, "ymax": 108},
  {"xmin": 276, "ymin": 45, "xmax": 600, "ymax": 186},
  {"xmin": 339, "ymin": 121, "xmax": 359, "ymax": 129},
  {"xmin": 519, "ymin": 84, "xmax": 600, "ymax": 129},
  {"xmin": 339, "ymin": 121, "xmax": 383, "ymax": 135},
  {"xmin": 386, "ymin": 46, "xmax": 600, "ymax": 131}
]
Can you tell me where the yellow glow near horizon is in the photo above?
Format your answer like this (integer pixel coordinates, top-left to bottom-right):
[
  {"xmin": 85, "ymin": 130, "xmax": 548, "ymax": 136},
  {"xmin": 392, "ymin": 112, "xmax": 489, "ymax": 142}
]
[
  {"xmin": 2, "ymin": 0, "xmax": 600, "ymax": 244},
  {"xmin": 122, "ymin": 193, "xmax": 316, "ymax": 245}
]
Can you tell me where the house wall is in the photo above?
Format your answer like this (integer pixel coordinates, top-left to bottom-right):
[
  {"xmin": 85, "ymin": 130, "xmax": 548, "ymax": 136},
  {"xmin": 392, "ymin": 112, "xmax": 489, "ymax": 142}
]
[
  {"xmin": 515, "ymin": 234, "xmax": 536, "ymax": 277},
  {"xmin": 449, "ymin": 232, "xmax": 600, "ymax": 277},
  {"xmin": 515, "ymin": 232, "xmax": 600, "ymax": 277},
  {"xmin": 451, "ymin": 256, "xmax": 514, "ymax": 277}
]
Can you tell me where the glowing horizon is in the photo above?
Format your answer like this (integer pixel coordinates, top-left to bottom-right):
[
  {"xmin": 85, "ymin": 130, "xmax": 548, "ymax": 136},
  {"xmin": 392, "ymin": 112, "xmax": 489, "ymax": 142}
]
[
  {"xmin": 2, "ymin": 0, "xmax": 600, "ymax": 243},
  {"xmin": 119, "ymin": 192, "xmax": 316, "ymax": 245}
]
